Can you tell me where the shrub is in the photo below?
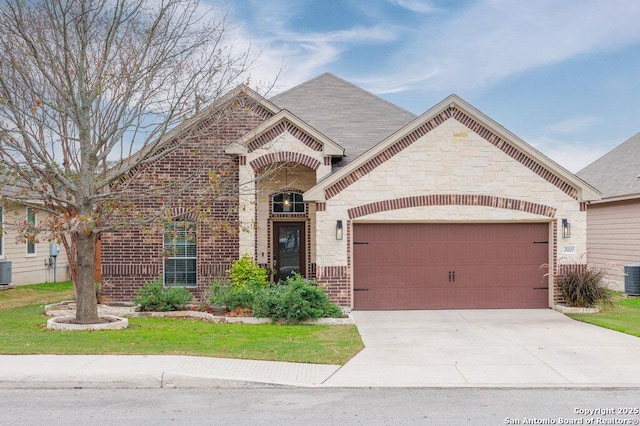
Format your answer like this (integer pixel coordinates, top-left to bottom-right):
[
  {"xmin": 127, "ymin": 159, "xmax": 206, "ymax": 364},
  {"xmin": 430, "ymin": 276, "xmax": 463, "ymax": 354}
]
[
  {"xmin": 557, "ymin": 265, "xmax": 613, "ymax": 308},
  {"xmin": 208, "ymin": 280, "xmax": 227, "ymax": 307},
  {"xmin": 252, "ymin": 274, "xmax": 343, "ymax": 322},
  {"xmin": 223, "ymin": 285, "xmax": 256, "ymax": 311},
  {"xmin": 228, "ymin": 255, "xmax": 268, "ymax": 289},
  {"xmin": 134, "ymin": 279, "xmax": 193, "ymax": 312}
]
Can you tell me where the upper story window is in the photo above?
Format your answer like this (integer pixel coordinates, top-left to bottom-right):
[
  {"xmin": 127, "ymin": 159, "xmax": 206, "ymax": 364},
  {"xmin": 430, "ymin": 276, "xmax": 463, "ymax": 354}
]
[
  {"xmin": 272, "ymin": 192, "xmax": 305, "ymax": 214},
  {"xmin": 26, "ymin": 207, "xmax": 36, "ymax": 255}
]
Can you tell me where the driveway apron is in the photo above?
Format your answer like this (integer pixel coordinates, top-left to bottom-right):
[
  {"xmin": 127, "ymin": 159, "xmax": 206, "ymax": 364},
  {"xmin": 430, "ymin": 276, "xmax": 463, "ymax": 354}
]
[{"xmin": 323, "ymin": 309, "xmax": 640, "ymax": 387}]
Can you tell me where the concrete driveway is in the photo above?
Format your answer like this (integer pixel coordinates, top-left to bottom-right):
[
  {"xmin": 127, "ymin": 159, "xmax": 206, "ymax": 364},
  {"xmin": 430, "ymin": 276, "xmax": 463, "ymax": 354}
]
[{"xmin": 323, "ymin": 309, "xmax": 640, "ymax": 387}]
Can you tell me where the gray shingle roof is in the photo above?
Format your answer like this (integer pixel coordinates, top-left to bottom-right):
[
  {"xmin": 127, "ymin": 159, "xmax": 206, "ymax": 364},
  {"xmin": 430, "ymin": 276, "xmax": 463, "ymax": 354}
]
[
  {"xmin": 270, "ymin": 73, "xmax": 416, "ymax": 166},
  {"xmin": 577, "ymin": 131, "xmax": 640, "ymax": 198}
]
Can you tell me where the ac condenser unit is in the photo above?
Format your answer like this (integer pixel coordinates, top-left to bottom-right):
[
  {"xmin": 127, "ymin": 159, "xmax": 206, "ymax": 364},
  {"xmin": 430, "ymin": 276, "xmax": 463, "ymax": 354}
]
[
  {"xmin": 625, "ymin": 264, "xmax": 640, "ymax": 296},
  {"xmin": 0, "ymin": 260, "xmax": 12, "ymax": 285}
]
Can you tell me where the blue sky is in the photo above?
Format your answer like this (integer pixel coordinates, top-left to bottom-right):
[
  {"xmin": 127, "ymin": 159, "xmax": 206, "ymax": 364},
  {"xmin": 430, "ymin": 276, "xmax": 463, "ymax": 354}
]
[{"xmin": 219, "ymin": 0, "xmax": 640, "ymax": 173}]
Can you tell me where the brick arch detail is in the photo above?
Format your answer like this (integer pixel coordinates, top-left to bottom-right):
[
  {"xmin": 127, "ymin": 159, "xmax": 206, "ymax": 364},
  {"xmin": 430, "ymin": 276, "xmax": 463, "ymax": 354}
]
[
  {"xmin": 325, "ymin": 107, "xmax": 578, "ymax": 200},
  {"xmin": 166, "ymin": 207, "xmax": 199, "ymax": 221},
  {"xmin": 248, "ymin": 121, "xmax": 323, "ymax": 152},
  {"xmin": 347, "ymin": 194, "xmax": 557, "ymax": 219},
  {"xmin": 249, "ymin": 151, "xmax": 321, "ymax": 171}
]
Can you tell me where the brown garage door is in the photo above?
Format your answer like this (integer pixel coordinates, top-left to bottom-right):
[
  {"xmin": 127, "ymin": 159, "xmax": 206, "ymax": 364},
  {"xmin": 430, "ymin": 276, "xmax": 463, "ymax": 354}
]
[{"xmin": 353, "ymin": 223, "xmax": 549, "ymax": 310}]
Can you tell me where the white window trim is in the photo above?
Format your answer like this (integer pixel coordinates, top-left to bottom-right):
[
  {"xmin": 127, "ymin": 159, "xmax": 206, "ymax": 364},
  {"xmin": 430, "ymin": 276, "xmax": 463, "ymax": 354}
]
[{"xmin": 163, "ymin": 220, "xmax": 197, "ymax": 288}]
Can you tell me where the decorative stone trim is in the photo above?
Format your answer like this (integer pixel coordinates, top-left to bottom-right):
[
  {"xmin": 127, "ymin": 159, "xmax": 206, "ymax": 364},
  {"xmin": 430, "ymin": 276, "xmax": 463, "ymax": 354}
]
[
  {"xmin": 247, "ymin": 121, "xmax": 323, "ymax": 153},
  {"xmin": 347, "ymin": 194, "xmax": 557, "ymax": 219},
  {"xmin": 324, "ymin": 156, "xmax": 332, "ymax": 166},
  {"xmin": 325, "ymin": 108, "xmax": 578, "ymax": 200},
  {"xmin": 580, "ymin": 202, "xmax": 587, "ymax": 212},
  {"xmin": 249, "ymin": 152, "xmax": 321, "ymax": 171},
  {"xmin": 238, "ymin": 156, "xmax": 246, "ymax": 166},
  {"xmin": 553, "ymin": 304, "xmax": 600, "ymax": 314},
  {"xmin": 47, "ymin": 315, "xmax": 129, "ymax": 331},
  {"xmin": 315, "ymin": 203, "xmax": 326, "ymax": 211}
]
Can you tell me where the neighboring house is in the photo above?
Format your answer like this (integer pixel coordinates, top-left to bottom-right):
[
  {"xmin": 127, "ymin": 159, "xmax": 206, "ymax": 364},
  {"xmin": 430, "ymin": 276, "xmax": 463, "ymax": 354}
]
[
  {"xmin": 0, "ymin": 202, "xmax": 71, "ymax": 285},
  {"xmin": 577, "ymin": 132, "xmax": 640, "ymax": 290},
  {"xmin": 100, "ymin": 73, "xmax": 600, "ymax": 309}
]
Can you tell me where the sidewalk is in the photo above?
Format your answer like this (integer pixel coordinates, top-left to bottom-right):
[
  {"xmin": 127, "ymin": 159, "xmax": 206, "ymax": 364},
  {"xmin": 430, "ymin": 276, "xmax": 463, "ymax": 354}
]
[{"xmin": 0, "ymin": 354, "xmax": 340, "ymax": 388}]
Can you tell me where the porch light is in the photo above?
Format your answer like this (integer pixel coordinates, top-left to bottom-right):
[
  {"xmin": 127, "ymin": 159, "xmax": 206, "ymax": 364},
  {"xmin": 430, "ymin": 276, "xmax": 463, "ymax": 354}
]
[
  {"xmin": 336, "ymin": 220, "xmax": 343, "ymax": 240},
  {"xmin": 561, "ymin": 218, "xmax": 571, "ymax": 238},
  {"xmin": 282, "ymin": 194, "xmax": 291, "ymax": 209}
]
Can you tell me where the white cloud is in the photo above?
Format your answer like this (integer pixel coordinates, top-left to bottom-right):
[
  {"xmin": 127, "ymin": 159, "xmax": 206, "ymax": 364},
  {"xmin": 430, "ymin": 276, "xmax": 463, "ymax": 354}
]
[
  {"xmin": 373, "ymin": 0, "xmax": 640, "ymax": 93},
  {"xmin": 387, "ymin": 0, "xmax": 438, "ymax": 13},
  {"xmin": 528, "ymin": 136, "xmax": 614, "ymax": 173},
  {"xmin": 542, "ymin": 116, "xmax": 600, "ymax": 134},
  {"xmin": 227, "ymin": 19, "xmax": 400, "ymax": 94}
]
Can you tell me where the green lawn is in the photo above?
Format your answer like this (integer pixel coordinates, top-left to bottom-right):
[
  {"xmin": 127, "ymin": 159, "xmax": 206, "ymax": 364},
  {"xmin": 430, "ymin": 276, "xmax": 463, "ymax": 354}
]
[
  {"xmin": 0, "ymin": 281, "xmax": 75, "ymax": 311},
  {"xmin": 0, "ymin": 282, "xmax": 364, "ymax": 365},
  {"xmin": 567, "ymin": 294, "xmax": 640, "ymax": 338}
]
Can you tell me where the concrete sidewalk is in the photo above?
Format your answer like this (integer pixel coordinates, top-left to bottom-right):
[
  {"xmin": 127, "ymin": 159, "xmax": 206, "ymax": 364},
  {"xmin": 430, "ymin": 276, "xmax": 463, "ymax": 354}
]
[{"xmin": 0, "ymin": 354, "xmax": 340, "ymax": 388}]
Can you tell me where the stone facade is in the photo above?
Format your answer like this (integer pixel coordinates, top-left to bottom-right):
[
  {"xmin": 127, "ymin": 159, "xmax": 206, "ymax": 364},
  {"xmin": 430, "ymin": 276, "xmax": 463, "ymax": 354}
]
[{"xmin": 310, "ymin": 114, "xmax": 592, "ymax": 308}]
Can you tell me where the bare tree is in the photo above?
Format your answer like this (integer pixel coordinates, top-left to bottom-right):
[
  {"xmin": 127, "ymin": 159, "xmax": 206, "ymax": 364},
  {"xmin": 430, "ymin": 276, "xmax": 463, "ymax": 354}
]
[{"xmin": 0, "ymin": 0, "xmax": 256, "ymax": 323}]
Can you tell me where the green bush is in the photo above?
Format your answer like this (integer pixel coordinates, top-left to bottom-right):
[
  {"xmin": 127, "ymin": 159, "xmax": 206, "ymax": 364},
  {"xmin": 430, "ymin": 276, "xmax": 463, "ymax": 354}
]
[
  {"xmin": 222, "ymin": 285, "xmax": 256, "ymax": 311},
  {"xmin": 228, "ymin": 255, "xmax": 268, "ymax": 289},
  {"xmin": 557, "ymin": 265, "xmax": 613, "ymax": 308},
  {"xmin": 252, "ymin": 274, "xmax": 343, "ymax": 322},
  {"xmin": 134, "ymin": 279, "xmax": 193, "ymax": 312},
  {"xmin": 208, "ymin": 280, "xmax": 227, "ymax": 307}
]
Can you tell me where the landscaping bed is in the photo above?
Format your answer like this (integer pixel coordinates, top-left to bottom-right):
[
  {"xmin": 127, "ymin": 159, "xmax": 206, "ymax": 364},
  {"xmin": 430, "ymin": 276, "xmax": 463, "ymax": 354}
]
[{"xmin": 0, "ymin": 282, "xmax": 363, "ymax": 365}]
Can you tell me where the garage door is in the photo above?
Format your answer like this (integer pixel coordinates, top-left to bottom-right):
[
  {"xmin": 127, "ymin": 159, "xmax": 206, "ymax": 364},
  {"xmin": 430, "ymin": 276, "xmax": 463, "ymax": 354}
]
[{"xmin": 353, "ymin": 223, "xmax": 549, "ymax": 310}]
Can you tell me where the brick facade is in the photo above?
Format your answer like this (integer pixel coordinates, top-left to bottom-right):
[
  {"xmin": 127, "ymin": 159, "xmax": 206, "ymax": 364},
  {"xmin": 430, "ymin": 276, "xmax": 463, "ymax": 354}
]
[{"xmin": 101, "ymin": 94, "xmax": 270, "ymax": 302}]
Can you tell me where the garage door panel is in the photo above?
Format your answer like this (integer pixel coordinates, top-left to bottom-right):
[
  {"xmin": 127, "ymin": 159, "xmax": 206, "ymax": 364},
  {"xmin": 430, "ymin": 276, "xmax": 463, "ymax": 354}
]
[{"xmin": 353, "ymin": 223, "xmax": 549, "ymax": 310}]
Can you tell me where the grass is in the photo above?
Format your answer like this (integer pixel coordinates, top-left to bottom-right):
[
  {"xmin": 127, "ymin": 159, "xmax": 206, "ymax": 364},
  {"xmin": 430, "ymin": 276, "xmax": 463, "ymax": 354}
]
[
  {"xmin": 0, "ymin": 281, "xmax": 75, "ymax": 311},
  {"xmin": 567, "ymin": 293, "xmax": 640, "ymax": 338},
  {"xmin": 0, "ymin": 282, "xmax": 364, "ymax": 365}
]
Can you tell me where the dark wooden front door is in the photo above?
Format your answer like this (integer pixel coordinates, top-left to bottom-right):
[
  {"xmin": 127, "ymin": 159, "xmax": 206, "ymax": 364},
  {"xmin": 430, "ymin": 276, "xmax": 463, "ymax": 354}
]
[
  {"xmin": 353, "ymin": 223, "xmax": 549, "ymax": 310},
  {"xmin": 273, "ymin": 222, "xmax": 306, "ymax": 282}
]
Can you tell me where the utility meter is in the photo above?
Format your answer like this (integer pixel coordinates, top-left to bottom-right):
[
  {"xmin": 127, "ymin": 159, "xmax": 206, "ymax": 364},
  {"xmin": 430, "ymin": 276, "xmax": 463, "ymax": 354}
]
[{"xmin": 49, "ymin": 243, "xmax": 60, "ymax": 257}]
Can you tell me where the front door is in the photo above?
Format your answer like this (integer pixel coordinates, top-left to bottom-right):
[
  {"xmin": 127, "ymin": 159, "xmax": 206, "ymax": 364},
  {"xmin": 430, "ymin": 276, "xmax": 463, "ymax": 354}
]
[{"xmin": 273, "ymin": 222, "xmax": 306, "ymax": 282}]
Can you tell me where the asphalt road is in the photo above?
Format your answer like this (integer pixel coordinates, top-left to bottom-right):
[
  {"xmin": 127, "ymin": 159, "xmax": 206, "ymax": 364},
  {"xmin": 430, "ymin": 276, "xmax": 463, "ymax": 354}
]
[{"xmin": 1, "ymin": 387, "xmax": 639, "ymax": 425}]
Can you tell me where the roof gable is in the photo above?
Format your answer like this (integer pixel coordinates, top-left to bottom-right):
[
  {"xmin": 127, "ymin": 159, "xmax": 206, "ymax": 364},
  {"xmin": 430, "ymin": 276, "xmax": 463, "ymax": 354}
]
[
  {"xmin": 305, "ymin": 94, "xmax": 600, "ymax": 203},
  {"xmin": 225, "ymin": 110, "xmax": 344, "ymax": 157},
  {"xmin": 270, "ymin": 73, "xmax": 415, "ymax": 165},
  {"xmin": 577, "ymin": 131, "xmax": 640, "ymax": 199},
  {"xmin": 111, "ymin": 84, "xmax": 279, "ymax": 181}
]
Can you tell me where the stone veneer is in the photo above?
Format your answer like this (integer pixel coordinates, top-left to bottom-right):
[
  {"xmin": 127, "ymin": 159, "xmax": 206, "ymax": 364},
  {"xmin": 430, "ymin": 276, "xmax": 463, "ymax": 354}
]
[{"xmin": 313, "ymin": 117, "xmax": 587, "ymax": 308}]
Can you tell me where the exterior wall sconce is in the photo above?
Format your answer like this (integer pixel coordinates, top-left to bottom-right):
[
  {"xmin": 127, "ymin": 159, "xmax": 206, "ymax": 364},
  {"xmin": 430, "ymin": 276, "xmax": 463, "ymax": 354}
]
[
  {"xmin": 336, "ymin": 220, "xmax": 343, "ymax": 240},
  {"xmin": 561, "ymin": 218, "xmax": 571, "ymax": 238}
]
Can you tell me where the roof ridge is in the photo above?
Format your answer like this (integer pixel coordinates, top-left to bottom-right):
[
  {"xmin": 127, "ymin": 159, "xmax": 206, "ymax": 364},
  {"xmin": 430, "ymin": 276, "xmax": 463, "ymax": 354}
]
[{"xmin": 271, "ymin": 72, "xmax": 416, "ymax": 118}]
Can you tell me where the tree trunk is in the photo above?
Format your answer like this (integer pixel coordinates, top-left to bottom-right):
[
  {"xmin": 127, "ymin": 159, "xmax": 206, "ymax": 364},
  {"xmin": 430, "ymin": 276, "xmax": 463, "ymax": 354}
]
[{"xmin": 75, "ymin": 231, "xmax": 100, "ymax": 324}]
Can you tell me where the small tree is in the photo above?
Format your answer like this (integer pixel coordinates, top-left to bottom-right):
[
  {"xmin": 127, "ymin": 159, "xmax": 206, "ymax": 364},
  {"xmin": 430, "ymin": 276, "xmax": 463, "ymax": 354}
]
[{"xmin": 0, "ymin": 0, "xmax": 256, "ymax": 323}]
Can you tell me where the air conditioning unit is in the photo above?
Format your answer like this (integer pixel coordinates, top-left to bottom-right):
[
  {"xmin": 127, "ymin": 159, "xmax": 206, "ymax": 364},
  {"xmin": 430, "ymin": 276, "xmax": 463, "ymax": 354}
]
[
  {"xmin": 0, "ymin": 260, "xmax": 12, "ymax": 285},
  {"xmin": 625, "ymin": 264, "xmax": 640, "ymax": 296}
]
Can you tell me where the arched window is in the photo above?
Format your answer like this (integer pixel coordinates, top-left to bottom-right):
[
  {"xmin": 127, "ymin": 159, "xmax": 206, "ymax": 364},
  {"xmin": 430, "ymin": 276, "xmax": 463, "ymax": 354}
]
[{"xmin": 272, "ymin": 192, "xmax": 305, "ymax": 213}]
